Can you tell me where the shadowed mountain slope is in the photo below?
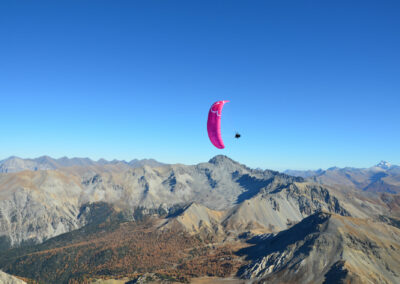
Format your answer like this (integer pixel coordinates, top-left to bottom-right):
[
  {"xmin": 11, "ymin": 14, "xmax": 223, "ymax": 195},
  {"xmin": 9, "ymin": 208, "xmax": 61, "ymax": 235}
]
[{"xmin": 238, "ymin": 212, "xmax": 400, "ymax": 284}]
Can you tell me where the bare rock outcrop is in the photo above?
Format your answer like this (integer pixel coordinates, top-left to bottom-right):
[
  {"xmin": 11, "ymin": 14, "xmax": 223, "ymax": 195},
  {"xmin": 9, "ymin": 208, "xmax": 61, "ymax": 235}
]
[{"xmin": 0, "ymin": 270, "xmax": 26, "ymax": 284}]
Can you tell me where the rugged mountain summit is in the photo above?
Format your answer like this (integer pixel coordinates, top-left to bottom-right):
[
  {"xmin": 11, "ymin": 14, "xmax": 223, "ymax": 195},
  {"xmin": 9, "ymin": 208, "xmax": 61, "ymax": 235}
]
[
  {"xmin": 238, "ymin": 212, "xmax": 400, "ymax": 284},
  {"xmin": 376, "ymin": 161, "xmax": 395, "ymax": 170}
]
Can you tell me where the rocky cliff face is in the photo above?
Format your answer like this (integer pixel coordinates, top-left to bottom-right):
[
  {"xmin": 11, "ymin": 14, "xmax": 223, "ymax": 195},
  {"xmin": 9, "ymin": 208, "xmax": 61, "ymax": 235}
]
[{"xmin": 0, "ymin": 170, "xmax": 84, "ymax": 249}]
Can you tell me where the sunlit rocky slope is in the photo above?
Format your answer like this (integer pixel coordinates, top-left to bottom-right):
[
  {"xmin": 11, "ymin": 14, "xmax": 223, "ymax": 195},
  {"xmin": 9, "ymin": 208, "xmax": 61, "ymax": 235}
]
[{"xmin": 0, "ymin": 270, "xmax": 26, "ymax": 284}]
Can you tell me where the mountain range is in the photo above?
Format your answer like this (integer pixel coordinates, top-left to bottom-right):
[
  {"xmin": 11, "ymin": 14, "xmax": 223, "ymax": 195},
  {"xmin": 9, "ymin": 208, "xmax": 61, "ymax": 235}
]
[
  {"xmin": 285, "ymin": 161, "xmax": 400, "ymax": 194},
  {"xmin": 0, "ymin": 156, "xmax": 166, "ymax": 173},
  {"xmin": 0, "ymin": 155, "xmax": 399, "ymax": 283}
]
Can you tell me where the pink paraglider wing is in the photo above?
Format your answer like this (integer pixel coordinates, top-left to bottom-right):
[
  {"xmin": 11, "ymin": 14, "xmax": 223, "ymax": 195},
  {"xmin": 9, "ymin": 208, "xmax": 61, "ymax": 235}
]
[{"xmin": 207, "ymin": 100, "xmax": 229, "ymax": 149}]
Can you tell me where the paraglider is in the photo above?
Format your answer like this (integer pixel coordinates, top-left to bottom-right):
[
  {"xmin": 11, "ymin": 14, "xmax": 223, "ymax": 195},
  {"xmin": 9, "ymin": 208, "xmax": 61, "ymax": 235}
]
[{"xmin": 207, "ymin": 100, "xmax": 229, "ymax": 149}]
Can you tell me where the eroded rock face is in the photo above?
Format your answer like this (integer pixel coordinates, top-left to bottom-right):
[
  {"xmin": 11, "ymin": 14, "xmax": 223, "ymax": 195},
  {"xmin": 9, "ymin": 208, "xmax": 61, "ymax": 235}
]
[
  {"xmin": 0, "ymin": 190, "xmax": 81, "ymax": 248},
  {"xmin": 0, "ymin": 171, "xmax": 84, "ymax": 249},
  {"xmin": 238, "ymin": 212, "xmax": 400, "ymax": 284}
]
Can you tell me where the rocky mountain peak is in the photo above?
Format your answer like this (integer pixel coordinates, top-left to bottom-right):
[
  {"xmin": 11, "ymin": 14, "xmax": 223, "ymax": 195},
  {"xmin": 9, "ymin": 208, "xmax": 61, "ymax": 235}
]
[
  {"xmin": 208, "ymin": 155, "xmax": 238, "ymax": 166},
  {"xmin": 36, "ymin": 155, "xmax": 53, "ymax": 162},
  {"xmin": 375, "ymin": 160, "xmax": 392, "ymax": 170}
]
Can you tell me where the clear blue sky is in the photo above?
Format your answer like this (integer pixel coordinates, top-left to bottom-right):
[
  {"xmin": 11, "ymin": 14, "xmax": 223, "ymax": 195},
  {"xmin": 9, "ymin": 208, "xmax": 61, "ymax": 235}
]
[{"xmin": 1, "ymin": 0, "xmax": 399, "ymax": 170}]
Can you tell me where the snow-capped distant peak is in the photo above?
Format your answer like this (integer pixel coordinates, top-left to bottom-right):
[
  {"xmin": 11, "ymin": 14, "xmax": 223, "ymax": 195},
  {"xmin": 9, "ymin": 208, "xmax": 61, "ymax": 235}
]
[{"xmin": 375, "ymin": 161, "xmax": 392, "ymax": 170}]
